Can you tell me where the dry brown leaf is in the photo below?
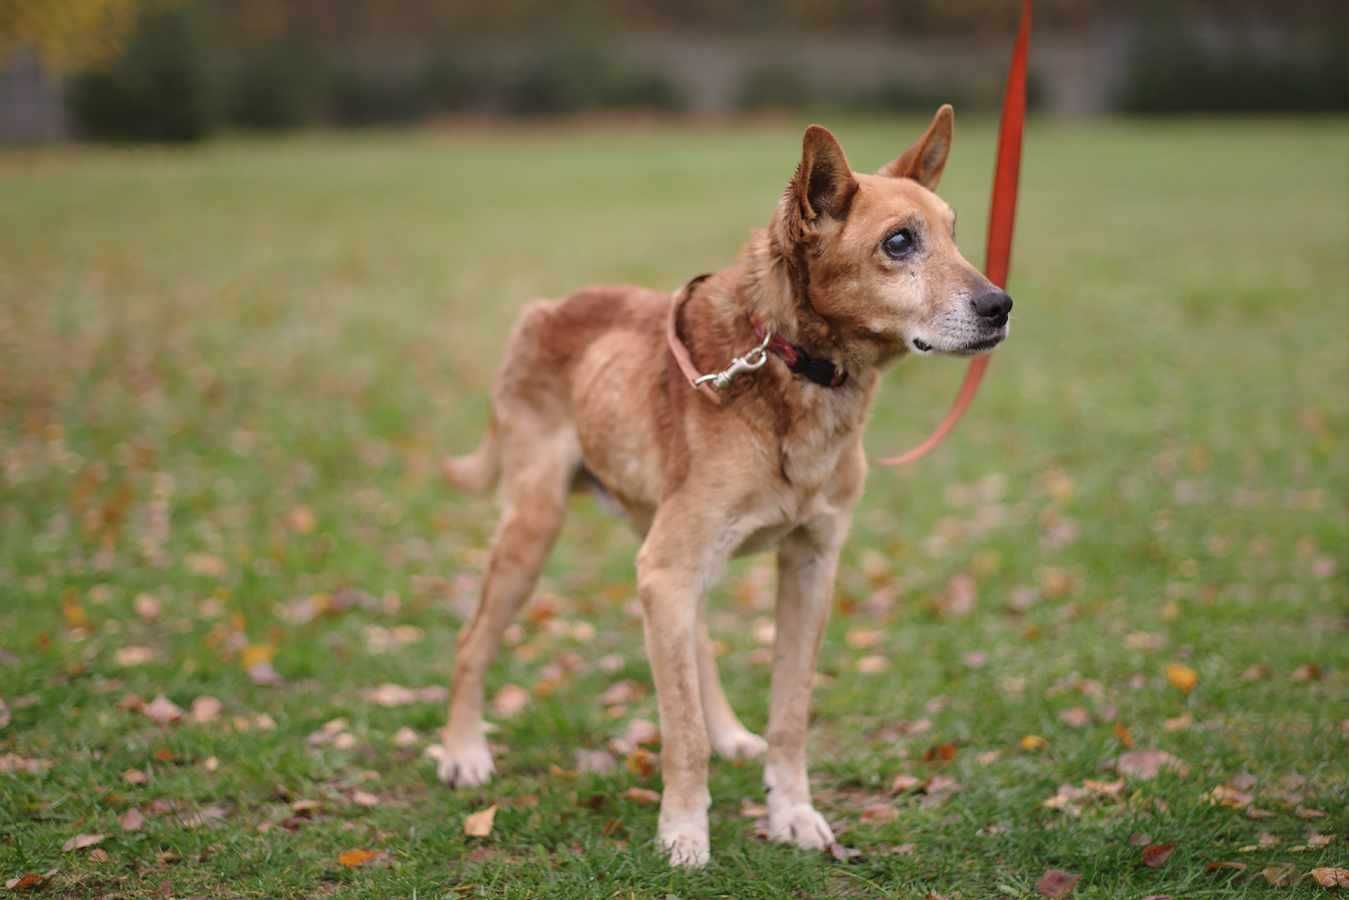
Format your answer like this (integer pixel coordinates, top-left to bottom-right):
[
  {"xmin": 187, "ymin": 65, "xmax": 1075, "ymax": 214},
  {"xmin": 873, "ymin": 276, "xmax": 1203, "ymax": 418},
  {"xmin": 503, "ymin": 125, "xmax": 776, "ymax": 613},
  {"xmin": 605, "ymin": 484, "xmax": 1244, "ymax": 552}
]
[
  {"xmin": 337, "ymin": 848, "xmax": 380, "ymax": 868},
  {"xmin": 134, "ymin": 593, "xmax": 161, "ymax": 621},
  {"xmin": 626, "ymin": 748, "xmax": 656, "ymax": 778},
  {"xmin": 890, "ymin": 773, "xmax": 922, "ymax": 793},
  {"xmin": 119, "ymin": 808, "xmax": 145, "ymax": 832},
  {"xmin": 1307, "ymin": 832, "xmax": 1333, "ymax": 848},
  {"xmin": 1261, "ymin": 864, "xmax": 1297, "ymax": 887},
  {"xmin": 463, "ymin": 804, "xmax": 497, "ymax": 838},
  {"xmin": 115, "ymin": 645, "xmax": 156, "ymax": 667},
  {"xmin": 62, "ymin": 833, "xmax": 106, "ymax": 852},
  {"xmin": 575, "ymin": 749, "xmax": 617, "ymax": 774},
  {"xmin": 1036, "ymin": 868, "xmax": 1081, "ymax": 898},
  {"xmin": 190, "ymin": 696, "xmax": 222, "ymax": 724},
  {"xmin": 491, "ymin": 684, "xmax": 530, "ymax": 718},
  {"xmin": 1311, "ymin": 868, "xmax": 1349, "ymax": 888},
  {"xmin": 1205, "ymin": 861, "xmax": 1246, "ymax": 873},
  {"xmin": 142, "ymin": 694, "xmax": 183, "ymax": 724},
  {"xmin": 623, "ymin": 787, "xmax": 661, "ymax": 805},
  {"xmin": 829, "ymin": 842, "xmax": 863, "ymax": 862},
  {"xmin": 600, "ymin": 680, "xmax": 643, "ymax": 705},
  {"xmin": 1142, "ymin": 843, "xmax": 1175, "ymax": 868},
  {"xmin": 1115, "ymin": 749, "xmax": 1188, "ymax": 780},
  {"xmin": 6, "ymin": 871, "xmax": 54, "ymax": 891},
  {"xmin": 1295, "ymin": 805, "xmax": 1328, "ymax": 820},
  {"xmin": 1020, "ymin": 735, "xmax": 1048, "ymax": 752},
  {"xmin": 122, "ymin": 768, "xmax": 148, "ymax": 785},
  {"xmin": 845, "ymin": 628, "xmax": 883, "ymax": 649},
  {"xmin": 351, "ymin": 790, "xmax": 380, "ymax": 808},
  {"xmin": 1163, "ymin": 712, "xmax": 1193, "ymax": 732},
  {"xmin": 1209, "ymin": 784, "xmax": 1253, "ymax": 809},
  {"xmin": 1291, "ymin": 663, "xmax": 1322, "ymax": 683},
  {"xmin": 392, "ymin": 727, "xmax": 419, "ymax": 748},
  {"xmin": 860, "ymin": 802, "xmax": 898, "ymax": 824},
  {"xmin": 1113, "ymin": 722, "xmax": 1134, "ymax": 747},
  {"xmin": 1165, "ymin": 663, "xmax": 1198, "ymax": 695},
  {"xmin": 1059, "ymin": 707, "xmax": 1091, "ymax": 728},
  {"xmin": 941, "ymin": 573, "xmax": 978, "ymax": 617},
  {"xmin": 856, "ymin": 655, "xmax": 888, "ymax": 674}
]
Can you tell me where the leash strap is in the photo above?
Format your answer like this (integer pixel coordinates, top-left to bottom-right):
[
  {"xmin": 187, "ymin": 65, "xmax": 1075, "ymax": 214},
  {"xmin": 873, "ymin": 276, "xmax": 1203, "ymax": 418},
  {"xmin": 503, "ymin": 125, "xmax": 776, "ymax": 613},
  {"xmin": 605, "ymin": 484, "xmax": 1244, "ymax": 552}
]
[{"xmin": 877, "ymin": 0, "xmax": 1031, "ymax": 468}]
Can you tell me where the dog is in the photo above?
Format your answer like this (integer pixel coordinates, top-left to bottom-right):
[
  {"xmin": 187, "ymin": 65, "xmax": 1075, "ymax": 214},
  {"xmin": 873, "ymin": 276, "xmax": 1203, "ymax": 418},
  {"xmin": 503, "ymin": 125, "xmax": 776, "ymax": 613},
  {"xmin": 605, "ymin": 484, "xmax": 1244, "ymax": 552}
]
[{"xmin": 437, "ymin": 105, "xmax": 1012, "ymax": 867}]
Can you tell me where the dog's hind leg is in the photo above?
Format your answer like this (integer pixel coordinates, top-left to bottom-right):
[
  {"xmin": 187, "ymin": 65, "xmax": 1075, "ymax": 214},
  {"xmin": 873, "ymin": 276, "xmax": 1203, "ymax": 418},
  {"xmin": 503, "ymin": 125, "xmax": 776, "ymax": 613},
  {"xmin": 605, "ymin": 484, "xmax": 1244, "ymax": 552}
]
[
  {"xmin": 438, "ymin": 427, "xmax": 578, "ymax": 788},
  {"xmin": 698, "ymin": 619, "xmax": 766, "ymax": 760}
]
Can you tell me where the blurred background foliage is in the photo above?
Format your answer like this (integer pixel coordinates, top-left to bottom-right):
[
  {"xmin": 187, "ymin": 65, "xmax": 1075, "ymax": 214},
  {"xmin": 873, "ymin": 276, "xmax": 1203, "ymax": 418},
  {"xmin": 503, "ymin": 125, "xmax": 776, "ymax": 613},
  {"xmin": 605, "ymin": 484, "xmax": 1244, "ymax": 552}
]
[{"xmin": 1, "ymin": 0, "xmax": 1346, "ymax": 143}]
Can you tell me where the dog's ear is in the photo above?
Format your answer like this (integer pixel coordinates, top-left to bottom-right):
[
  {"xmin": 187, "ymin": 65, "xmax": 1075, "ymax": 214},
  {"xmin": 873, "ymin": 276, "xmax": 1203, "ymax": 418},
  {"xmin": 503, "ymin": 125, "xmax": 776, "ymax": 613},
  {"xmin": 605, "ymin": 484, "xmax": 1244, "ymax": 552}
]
[
  {"xmin": 788, "ymin": 125, "xmax": 858, "ymax": 229},
  {"xmin": 878, "ymin": 104, "xmax": 954, "ymax": 190}
]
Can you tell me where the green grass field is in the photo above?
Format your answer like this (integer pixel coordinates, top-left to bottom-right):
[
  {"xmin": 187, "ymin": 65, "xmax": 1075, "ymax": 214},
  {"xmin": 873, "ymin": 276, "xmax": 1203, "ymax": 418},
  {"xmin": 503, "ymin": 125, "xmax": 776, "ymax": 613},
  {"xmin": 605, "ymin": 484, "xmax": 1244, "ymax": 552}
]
[{"xmin": 2, "ymin": 116, "xmax": 1347, "ymax": 898}]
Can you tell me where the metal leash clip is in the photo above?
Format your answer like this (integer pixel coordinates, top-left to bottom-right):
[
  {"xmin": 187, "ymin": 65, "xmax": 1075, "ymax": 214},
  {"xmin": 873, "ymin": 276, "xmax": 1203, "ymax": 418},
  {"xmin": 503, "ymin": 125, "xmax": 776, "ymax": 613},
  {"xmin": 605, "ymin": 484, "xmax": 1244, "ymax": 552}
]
[{"xmin": 693, "ymin": 331, "xmax": 772, "ymax": 391}]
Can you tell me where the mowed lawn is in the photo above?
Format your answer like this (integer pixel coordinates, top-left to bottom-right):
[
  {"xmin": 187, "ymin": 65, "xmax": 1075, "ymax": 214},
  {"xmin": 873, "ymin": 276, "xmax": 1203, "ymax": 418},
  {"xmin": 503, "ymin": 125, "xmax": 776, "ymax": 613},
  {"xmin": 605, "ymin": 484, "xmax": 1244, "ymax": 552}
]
[{"xmin": 1, "ymin": 116, "xmax": 1346, "ymax": 898}]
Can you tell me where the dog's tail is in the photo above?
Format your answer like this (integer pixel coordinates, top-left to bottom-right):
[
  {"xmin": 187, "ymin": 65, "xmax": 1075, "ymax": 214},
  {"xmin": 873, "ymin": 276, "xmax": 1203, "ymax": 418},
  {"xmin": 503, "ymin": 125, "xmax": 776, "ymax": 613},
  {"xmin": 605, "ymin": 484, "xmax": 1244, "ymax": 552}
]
[{"xmin": 442, "ymin": 417, "xmax": 500, "ymax": 495}]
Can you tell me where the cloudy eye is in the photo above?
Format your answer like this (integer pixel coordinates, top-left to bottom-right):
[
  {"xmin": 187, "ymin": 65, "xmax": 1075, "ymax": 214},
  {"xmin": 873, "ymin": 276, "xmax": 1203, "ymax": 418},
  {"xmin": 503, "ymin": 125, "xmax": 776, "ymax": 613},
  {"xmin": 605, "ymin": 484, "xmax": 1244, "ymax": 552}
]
[{"xmin": 882, "ymin": 228, "xmax": 916, "ymax": 260}]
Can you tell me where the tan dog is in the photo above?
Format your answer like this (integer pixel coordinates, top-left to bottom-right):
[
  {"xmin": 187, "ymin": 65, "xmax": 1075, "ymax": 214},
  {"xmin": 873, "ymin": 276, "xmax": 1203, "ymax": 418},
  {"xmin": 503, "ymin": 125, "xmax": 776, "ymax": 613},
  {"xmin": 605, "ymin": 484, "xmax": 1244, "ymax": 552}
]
[{"xmin": 438, "ymin": 106, "xmax": 1011, "ymax": 867}]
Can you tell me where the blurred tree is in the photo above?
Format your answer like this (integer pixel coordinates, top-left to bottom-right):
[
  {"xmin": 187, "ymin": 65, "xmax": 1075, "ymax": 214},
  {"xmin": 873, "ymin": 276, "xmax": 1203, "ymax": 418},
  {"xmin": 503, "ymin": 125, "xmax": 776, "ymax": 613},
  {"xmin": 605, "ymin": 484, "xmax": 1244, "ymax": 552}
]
[{"xmin": 0, "ymin": 0, "xmax": 180, "ymax": 71}]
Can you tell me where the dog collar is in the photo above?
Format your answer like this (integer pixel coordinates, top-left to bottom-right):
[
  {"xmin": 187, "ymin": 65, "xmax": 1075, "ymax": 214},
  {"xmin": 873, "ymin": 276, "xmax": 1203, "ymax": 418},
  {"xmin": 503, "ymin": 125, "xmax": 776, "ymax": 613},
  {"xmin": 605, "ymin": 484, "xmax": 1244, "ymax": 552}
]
[
  {"xmin": 666, "ymin": 274, "xmax": 847, "ymax": 404},
  {"xmin": 752, "ymin": 322, "xmax": 848, "ymax": 389}
]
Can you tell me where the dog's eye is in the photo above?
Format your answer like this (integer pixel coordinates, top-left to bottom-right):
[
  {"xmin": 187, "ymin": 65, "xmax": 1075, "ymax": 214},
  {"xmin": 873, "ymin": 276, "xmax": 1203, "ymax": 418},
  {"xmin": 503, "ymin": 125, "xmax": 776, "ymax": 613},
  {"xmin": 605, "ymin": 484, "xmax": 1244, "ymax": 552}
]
[{"xmin": 882, "ymin": 229, "xmax": 916, "ymax": 260}]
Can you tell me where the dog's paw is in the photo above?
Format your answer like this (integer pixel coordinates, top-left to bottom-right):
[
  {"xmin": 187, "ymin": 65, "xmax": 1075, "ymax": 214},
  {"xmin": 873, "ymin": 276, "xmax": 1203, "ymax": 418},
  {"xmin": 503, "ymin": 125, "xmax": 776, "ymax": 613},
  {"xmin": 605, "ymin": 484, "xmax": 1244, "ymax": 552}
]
[
  {"xmin": 710, "ymin": 726, "xmax": 767, "ymax": 761},
  {"xmin": 659, "ymin": 824, "xmax": 711, "ymax": 868},
  {"xmin": 431, "ymin": 736, "xmax": 495, "ymax": 788},
  {"xmin": 768, "ymin": 802, "xmax": 834, "ymax": 850}
]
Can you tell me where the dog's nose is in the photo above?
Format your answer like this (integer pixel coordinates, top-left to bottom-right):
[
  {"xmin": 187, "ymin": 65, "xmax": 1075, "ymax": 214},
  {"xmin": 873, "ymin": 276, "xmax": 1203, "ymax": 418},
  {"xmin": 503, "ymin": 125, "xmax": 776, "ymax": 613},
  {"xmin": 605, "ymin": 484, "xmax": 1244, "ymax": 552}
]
[{"xmin": 971, "ymin": 290, "xmax": 1013, "ymax": 324}]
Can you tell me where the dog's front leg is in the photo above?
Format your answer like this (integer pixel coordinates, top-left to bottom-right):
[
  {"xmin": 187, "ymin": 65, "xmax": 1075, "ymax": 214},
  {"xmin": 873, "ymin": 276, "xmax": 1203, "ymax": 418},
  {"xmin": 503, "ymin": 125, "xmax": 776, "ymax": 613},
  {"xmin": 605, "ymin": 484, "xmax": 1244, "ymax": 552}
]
[
  {"xmin": 765, "ymin": 521, "xmax": 844, "ymax": 850},
  {"xmin": 636, "ymin": 512, "xmax": 726, "ymax": 868}
]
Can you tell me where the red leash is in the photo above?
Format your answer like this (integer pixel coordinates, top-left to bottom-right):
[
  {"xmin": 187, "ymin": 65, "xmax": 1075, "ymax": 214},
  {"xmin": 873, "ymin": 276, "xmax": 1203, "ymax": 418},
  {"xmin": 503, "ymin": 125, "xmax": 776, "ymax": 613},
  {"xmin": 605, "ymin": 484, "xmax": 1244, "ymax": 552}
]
[{"xmin": 877, "ymin": 0, "xmax": 1031, "ymax": 468}]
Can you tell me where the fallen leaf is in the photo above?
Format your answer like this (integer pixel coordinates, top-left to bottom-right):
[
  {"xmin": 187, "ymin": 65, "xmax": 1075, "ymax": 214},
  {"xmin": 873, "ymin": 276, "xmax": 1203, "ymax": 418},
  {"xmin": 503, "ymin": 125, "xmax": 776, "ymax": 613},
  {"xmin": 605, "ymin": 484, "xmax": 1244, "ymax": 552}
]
[
  {"xmin": 740, "ymin": 799, "xmax": 768, "ymax": 818},
  {"xmin": 392, "ymin": 727, "xmax": 419, "ymax": 748},
  {"xmin": 1295, "ymin": 805, "xmax": 1328, "ymax": 819},
  {"xmin": 1291, "ymin": 663, "xmax": 1322, "ymax": 682},
  {"xmin": 1115, "ymin": 750, "xmax": 1188, "ymax": 780},
  {"xmin": 1165, "ymin": 663, "xmax": 1198, "ymax": 695},
  {"xmin": 626, "ymin": 748, "xmax": 656, "ymax": 778},
  {"xmin": 351, "ymin": 790, "xmax": 380, "ymax": 808},
  {"xmin": 134, "ymin": 593, "xmax": 161, "ymax": 620},
  {"xmin": 246, "ymin": 662, "xmax": 284, "ymax": 687},
  {"xmin": 924, "ymin": 741, "xmax": 958, "ymax": 761},
  {"xmin": 1163, "ymin": 712, "xmax": 1193, "ymax": 732},
  {"xmin": 600, "ymin": 680, "xmax": 643, "ymax": 705},
  {"xmin": 119, "ymin": 808, "xmax": 145, "ymax": 831},
  {"xmin": 5, "ymin": 872, "xmax": 53, "ymax": 891},
  {"xmin": 576, "ymin": 749, "xmax": 617, "ymax": 774},
  {"xmin": 856, "ymin": 655, "xmax": 888, "ymax": 674},
  {"xmin": 337, "ymin": 848, "xmax": 379, "ymax": 868},
  {"xmin": 1311, "ymin": 868, "xmax": 1349, "ymax": 888},
  {"xmin": 845, "ymin": 628, "xmax": 883, "ymax": 649},
  {"xmin": 1059, "ymin": 707, "xmax": 1091, "ymax": 728},
  {"xmin": 186, "ymin": 553, "xmax": 227, "ymax": 577},
  {"xmin": 464, "ymin": 804, "xmax": 497, "ymax": 837},
  {"xmin": 623, "ymin": 787, "xmax": 660, "ymax": 805},
  {"xmin": 1307, "ymin": 832, "xmax": 1333, "ymax": 848},
  {"xmin": 941, "ymin": 573, "xmax": 977, "ymax": 617},
  {"xmin": 1142, "ymin": 843, "xmax": 1175, "ymax": 868},
  {"xmin": 860, "ymin": 802, "xmax": 897, "ymax": 824},
  {"xmin": 115, "ymin": 645, "xmax": 156, "ymax": 667},
  {"xmin": 1261, "ymin": 864, "xmax": 1297, "ymax": 887},
  {"xmin": 190, "ymin": 696, "xmax": 222, "ymax": 724},
  {"xmin": 0, "ymin": 754, "xmax": 52, "ymax": 774},
  {"xmin": 1036, "ymin": 868, "xmax": 1081, "ymax": 898},
  {"xmin": 1113, "ymin": 722, "xmax": 1134, "ymax": 747},
  {"xmin": 828, "ymin": 842, "xmax": 862, "ymax": 862},
  {"xmin": 1205, "ymin": 861, "xmax": 1247, "ymax": 873},
  {"xmin": 890, "ymin": 773, "xmax": 922, "ymax": 793},
  {"xmin": 1209, "ymin": 784, "xmax": 1253, "ymax": 809},
  {"xmin": 123, "ymin": 768, "xmax": 148, "ymax": 785},
  {"xmin": 62, "ymin": 833, "xmax": 106, "ymax": 852},
  {"xmin": 287, "ymin": 505, "xmax": 316, "ymax": 534},
  {"xmin": 142, "ymin": 694, "xmax": 183, "ymax": 725},
  {"xmin": 491, "ymin": 684, "xmax": 530, "ymax": 718},
  {"xmin": 1020, "ymin": 734, "xmax": 1048, "ymax": 752}
]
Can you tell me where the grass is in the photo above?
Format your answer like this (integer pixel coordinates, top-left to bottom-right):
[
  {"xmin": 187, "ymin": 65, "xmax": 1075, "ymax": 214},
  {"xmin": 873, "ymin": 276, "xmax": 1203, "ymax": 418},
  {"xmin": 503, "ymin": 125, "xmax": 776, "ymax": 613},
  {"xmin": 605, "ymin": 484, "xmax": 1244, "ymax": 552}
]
[{"xmin": 1, "ymin": 115, "xmax": 1346, "ymax": 898}]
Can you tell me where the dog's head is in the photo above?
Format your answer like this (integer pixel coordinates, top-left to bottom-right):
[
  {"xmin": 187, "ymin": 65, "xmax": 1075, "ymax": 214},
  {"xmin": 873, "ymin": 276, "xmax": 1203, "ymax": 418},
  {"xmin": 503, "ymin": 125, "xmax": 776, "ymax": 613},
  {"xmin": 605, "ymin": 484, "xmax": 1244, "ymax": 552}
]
[{"xmin": 769, "ymin": 106, "xmax": 1011, "ymax": 367}]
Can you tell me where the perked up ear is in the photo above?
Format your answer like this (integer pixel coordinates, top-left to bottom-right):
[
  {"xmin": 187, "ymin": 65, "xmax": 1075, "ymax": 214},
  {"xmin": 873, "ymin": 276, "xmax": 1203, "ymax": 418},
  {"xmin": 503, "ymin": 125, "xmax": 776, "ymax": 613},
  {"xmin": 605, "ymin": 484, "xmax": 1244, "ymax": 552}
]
[
  {"xmin": 790, "ymin": 125, "xmax": 858, "ymax": 227},
  {"xmin": 878, "ymin": 104, "xmax": 954, "ymax": 190}
]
